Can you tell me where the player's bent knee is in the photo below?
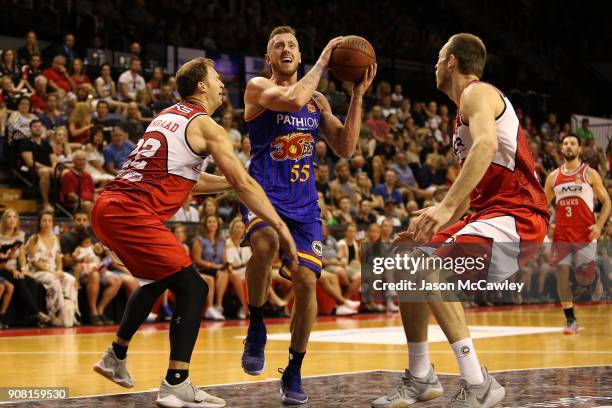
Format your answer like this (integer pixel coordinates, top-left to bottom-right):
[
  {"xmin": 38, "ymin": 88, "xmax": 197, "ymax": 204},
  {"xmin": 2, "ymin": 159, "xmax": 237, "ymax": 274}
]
[
  {"xmin": 251, "ymin": 228, "xmax": 279, "ymax": 259},
  {"xmin": 164, "ymin": 265, "xmax": 209, "ymax": 301}
]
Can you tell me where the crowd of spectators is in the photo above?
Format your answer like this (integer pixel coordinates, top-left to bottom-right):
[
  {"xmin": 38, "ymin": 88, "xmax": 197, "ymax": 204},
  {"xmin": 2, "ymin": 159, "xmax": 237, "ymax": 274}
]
[{"xmin": 0, "ymin": 28, "xmax": 611, "ymax": 329}]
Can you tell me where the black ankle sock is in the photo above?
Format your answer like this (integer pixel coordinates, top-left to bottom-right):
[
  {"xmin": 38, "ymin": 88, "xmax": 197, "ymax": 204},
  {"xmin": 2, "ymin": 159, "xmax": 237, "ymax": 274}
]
[
  {"xmin": 249, "ymin": 305, "xmax": 264, "ymax": 323},
  {"xmin": 563, "ymin": 307, "xmax": 576, "ymax": 322},
  {"xmin": 287, "ymin": 348, "xmax": 305, "ymax": 371},
  {"xmin": 166, "ymin": 369, "xmax": 188, "ymax": 385},
  {"xmin": 112, "ymin": 342, "xmax": 128, "ymax": 360}
]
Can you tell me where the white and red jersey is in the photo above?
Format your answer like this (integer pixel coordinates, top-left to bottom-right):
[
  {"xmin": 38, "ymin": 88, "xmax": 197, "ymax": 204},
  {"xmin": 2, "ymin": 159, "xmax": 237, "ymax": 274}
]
[
  {"xmin": 103, "ymin": 102, "xmax": 208, "ymax": 221},
  {"xmin": 452, "ymin": 81, "xmax": 549, "ymax": 221},
  {"xmin": 552, "ymin": 162, "xmax": 596, "ymax": 243}
]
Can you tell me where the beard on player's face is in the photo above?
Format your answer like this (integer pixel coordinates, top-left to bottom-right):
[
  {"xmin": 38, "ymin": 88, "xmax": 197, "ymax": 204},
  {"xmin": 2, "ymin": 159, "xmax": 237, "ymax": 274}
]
[
  {"xmin": 563, "ymin": 151, "xmax": 578, "ymax": 161},
  {"xmin": 270, "ymin": 59, "xmax": 298, "ymax": 77}
]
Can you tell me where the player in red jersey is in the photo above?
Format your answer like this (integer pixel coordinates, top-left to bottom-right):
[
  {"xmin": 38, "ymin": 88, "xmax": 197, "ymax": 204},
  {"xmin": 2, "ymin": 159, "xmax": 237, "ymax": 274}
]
[
  {"xmin": 91, "ymin": 58, "xmax": 297, "ymax": 408},
  {"xmin": 544, "ymin": 134, "xmax": 610, "ymax": 334},
  {"xmin": 372, "ymin": 34, "xmax": 549, "ymax": 408}
]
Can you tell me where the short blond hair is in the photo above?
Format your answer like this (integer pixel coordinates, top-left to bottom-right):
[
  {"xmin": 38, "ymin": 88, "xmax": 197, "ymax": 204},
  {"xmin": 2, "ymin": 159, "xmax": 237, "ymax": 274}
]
[{"xmin": 267, "ymin": 26, "xmax": 297, "ymax": 51}]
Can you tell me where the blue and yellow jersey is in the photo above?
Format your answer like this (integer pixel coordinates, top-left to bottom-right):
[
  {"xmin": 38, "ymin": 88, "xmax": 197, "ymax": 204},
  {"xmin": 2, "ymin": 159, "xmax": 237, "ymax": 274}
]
[{"xmin": 245, "ymin": 98, "xmax": 322, "ymax": 222}]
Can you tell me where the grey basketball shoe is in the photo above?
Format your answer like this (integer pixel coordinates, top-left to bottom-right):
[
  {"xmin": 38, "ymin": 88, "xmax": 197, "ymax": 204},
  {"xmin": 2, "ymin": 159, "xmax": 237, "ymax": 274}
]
[
  {"xmin": 93, "ymin": 346, "xmax": 134, "ymax": 388},
  {"xmin": 372, "ymin": 365, "xmax": 444, "ymax": 407}
]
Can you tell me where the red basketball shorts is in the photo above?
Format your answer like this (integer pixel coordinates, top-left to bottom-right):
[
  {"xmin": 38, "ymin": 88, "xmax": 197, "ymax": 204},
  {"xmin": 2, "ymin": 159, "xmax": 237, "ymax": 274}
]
[{"xmin": 91, "ymin": 193, "xmax": 192, "ymax": 281}]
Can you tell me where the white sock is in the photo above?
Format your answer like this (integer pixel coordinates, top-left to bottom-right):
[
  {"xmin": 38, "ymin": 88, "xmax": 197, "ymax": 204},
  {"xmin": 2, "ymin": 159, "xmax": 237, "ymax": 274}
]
[
  {"xmin": 450, "ymin": 338, "xmax": 484, "ymax": 385},
  {"xmin": 408, "ymin": 341, "xmax": 430, "ymax": 378}
]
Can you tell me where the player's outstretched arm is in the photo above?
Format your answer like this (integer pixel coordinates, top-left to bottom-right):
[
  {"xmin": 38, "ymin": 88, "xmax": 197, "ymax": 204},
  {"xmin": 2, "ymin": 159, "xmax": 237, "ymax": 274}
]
[
  {"xmin": 315, "ymin": 63, "xmax": 376, "ymax": 157},
  {"xmin": 192, "ymin": 172, "xmax": 232, "ymax": 195},
  {"xmin": 588, "ymin": 168, "xmax": 611, "ymax": 240},
  {"xmin": 245, "ymin": 37, "xmax": 344, "ymax": 113},
  {"xmin": 192, "ymin": 116, "xmax": 298, "ymax": 270}
]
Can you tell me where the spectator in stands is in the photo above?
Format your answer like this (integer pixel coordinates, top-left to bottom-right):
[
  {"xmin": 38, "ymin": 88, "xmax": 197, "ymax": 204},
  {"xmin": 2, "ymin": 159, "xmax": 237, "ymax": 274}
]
[
  {"xmin": 541, "ymin": 140, "xmax": 562, "ymax": 172},
  {"xmin": 237, "ymin": 136, "xmax": 251, "ymax": 167},
  {"xmin": 315, "ymin": 163, "xmax": 332, "ymax": 204},
  {"xmin": 146, "ymin": 66, "xmax": 164, "ymax": 102},
  {"xmin": 153, "ymin": 84, "xmax": 176, "ymax": 114},
  {"xmin": 416, "ymin": 152, "xmax": 447, "ymax": 189},
  {"xmin": 333, "ymin": 196, "xmax": 355, "ymax": 225},
  {"xmin": 349, "ymin": 155, "xmax": 368, "ymax": 177},
  {"xmin": 43, "ymin": 55, "xmax": 75, "ymax": 95},
  {"xmin": 50, "ymin": 126, "xmax": 73, "ymax": 164},
  {"xmin": 84, "ymin": 126, "xmax": 114, "ymax": 185},
  {"xmin": 17, "ymin": 31, "xmax": 39, "ymax": 66},
  {"xmin": 221, "ymin": 111, "xmax": 242, "ymax": 152},
  {"xmin": 21, "ymin": 53, "xmax": 43, "ymax": 93},
  {"xmin": 373, "ymin": 169, "xmax": 403, "ymax": 207},
  {"xmin": 59, "ymin": 150, "xmax": 95, "ymax": 212},
  {"xmin": 224, "ymin": 218, "xmax": 250, "ymax": 319},
  {"xmin": 377, "ymin": 198, "xmax": 403, "ymax": 227},
  {"xmin": 135, "ymin": 90, "xmax": 154, "ymax": 121},
  {"xmin": 94, "ymin": 63, "xmax": 126, "ymax": 114},
  {"xmin": 17, "ymin": 120, "xmax": 56, "ymax": 212},
  {"xmin": 380, "ymin": 95, "xmax": 397, "ymax": 118},
  {"xmin": 314, "ymin": 140, "xmax": 334, "ymax": 169},
  {"xmin": 0, "ymin": 258, "xmax": 15, "ymax": 328},
  {"xmin": 68, "ymin": 102, "xmax": 93, "ymax": 144},
  {"xmin": 540, "ymin": 112, "xmax": 560, "ymax": 140},
  {"xmin": 56, "ymin": 33, "xmax": 77, "ymax": 64},
  {"xmin": 70, "ymin": 58, "xmax": 90, "ymax": 88},
  {"xmin": 170, "ymin": 194, "xmax": 200, "ymax": 223},
  {"xmin": 425, "ymin": 100, "xmax": 441, "ymax": 129},
  {"xmin": 92, "ymin": 100, "xmax": 113, "ymax": 141},
  {"xmin": 355, "ymin": 198, "xmax": 376, "ymax": 225},
  {"xmin": 103, "ymin": 126, "xmax": 134, "ymax": 175},
  {"xmin": 337, "ymin": 223, "xmax": 362, "ymax": 300},
  {"xmin": 360, "ymin": 223, "xmax": 385, "ymax": 313},
  {"xmin": 0, "ymin": 49, "xmax": 24, "ymax": 89},
  {"xmin": 397, "ymin": 98, "xmax": 412, "ymax": 123},
  {"xmin": 30, "ymin": 75, "xmax": 49, "ymax": 113},
  {"xmin": 1, "ymin": 76, "xmax": 22, "ymax": 111},
  {"xmin": 129, "ymin": 41, "xmax": 142, "ymax": 58},
  {"xmin": 367, "ymin": 106, "xmax": 388, "ymax": 141},
  {"xmin": 391, "ymin": 84, "xmax": 404, "ymax": 106},
  {"xmin": 330, "ymin": 160, "xmax": 357, "ymax": 207},
  {"xmin": 324, "ymin": 81, "xmax": 348, "ymax": 116},
  {"xmin": 0, "ymin": 208, "xmax": 51, "ymax": 327},
  {"xmin": 118, "ymin": 57, "xmax": 145, "ymax": 102},
  {"xmin": 39, "ymin": 94, "xmax": 67, "ymax": 130},
  {"xmin": 120, "ymin": 102, "xmax": 146, "ymax": 143},
  {"xmin": 26, "ymin": 211, "xmax": 78, "ymax": 326},
  {"xmin": 576, "ymin": 118, "xmax": 595, "ymax": 145},
  {"xmin": 6, "ymin": 96, "xmax": 35, "ymax": 148},
  {"xmin": 192, "ymin": 215, "xmax": 229, "ymax": 319},
  {"xmin": 386, "ymin": 113, "xmax": 402, "ymax": 139},
  {"xmin": 72, "ymin": 226, "xmax": 121, "ymax": 325},
  {"xmin": 406, "ymin": 139, "xmax": 421, "ymax": 166}
]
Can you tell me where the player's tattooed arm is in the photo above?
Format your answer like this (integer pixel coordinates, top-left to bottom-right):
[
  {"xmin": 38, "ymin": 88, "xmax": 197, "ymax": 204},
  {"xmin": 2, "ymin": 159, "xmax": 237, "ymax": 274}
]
[
  {"xmin": 192, "ymin": 172, "xmax": 232, "ymax": 195},
  {"xmin": 245, "ymin": 37, "xmax": 344, "ymax": 113}
]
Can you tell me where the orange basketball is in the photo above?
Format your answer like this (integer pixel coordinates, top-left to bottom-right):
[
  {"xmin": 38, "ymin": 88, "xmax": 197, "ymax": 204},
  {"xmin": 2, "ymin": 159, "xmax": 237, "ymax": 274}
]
[{"xmin": 329, "ymin": 35, "xmax": 376, "ymax": 83}]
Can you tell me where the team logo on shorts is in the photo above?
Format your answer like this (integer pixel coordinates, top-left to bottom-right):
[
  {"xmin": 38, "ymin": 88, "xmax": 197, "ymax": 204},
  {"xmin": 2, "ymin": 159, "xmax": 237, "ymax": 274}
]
[
  {"xmin": 270, "ymin": 132, "xmax": 314, "ymax": 161},
  {"xmin": 312, "ymin": 241, "xmax": 323, "ymax": 256}
]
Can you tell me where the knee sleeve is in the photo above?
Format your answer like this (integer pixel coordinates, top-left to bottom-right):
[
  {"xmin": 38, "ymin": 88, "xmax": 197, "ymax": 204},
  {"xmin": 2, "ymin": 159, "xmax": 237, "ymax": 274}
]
[{"xmin": 163, "ymin": 264, "xmax": 209, "ymax": 300}]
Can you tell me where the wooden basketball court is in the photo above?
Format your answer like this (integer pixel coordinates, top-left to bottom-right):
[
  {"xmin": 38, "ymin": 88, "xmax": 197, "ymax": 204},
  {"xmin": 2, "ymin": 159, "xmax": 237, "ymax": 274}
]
[{"xmin": 0, "ymin": 302, "xmax": 610, "ymax": 406}]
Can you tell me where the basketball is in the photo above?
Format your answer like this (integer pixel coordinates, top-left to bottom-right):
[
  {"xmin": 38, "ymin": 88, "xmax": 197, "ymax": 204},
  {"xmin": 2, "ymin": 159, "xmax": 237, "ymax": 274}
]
[{"xmin": 329, "ymin": 35, "xmax": 376, "ymax": 82}]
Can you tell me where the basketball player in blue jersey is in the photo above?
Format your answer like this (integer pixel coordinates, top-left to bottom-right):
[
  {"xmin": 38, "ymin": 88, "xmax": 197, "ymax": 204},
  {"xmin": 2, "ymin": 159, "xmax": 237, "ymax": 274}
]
[{"xmin": 240, "ymin": 26, "xmax": 376, "ymax": 404}]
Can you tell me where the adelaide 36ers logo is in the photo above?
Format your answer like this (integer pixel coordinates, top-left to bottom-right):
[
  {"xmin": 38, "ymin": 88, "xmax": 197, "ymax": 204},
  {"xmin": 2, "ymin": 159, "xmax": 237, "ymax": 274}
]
[{"xmin": 270, "ymin": 132, "xmax": 314, "ymax": 161}]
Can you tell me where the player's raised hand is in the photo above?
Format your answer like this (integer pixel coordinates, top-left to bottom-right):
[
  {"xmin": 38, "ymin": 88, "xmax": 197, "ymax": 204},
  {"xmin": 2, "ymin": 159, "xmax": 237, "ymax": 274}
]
[
  {"xmin": 317, "ymin": 37, "xmax": 344, "ymax": 68},
  {"xmin": 588, "ymin": 224, "xmax": 602, "ymax": 241},
  {"xmin": 276, "ymin": 223, "xmax": 299, "ymax": 273},
  {"xmin": 353, "ymin": 63, "xmax": 377, "ymax": 96}
]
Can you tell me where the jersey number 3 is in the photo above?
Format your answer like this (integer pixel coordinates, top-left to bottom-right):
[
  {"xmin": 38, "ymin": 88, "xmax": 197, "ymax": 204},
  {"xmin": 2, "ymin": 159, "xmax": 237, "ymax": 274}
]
[{"xmin": 120, "ymin": 136, "xmax": 162, "ymax": 182}]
